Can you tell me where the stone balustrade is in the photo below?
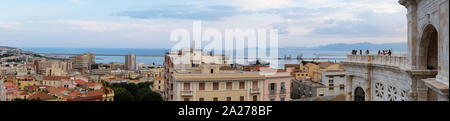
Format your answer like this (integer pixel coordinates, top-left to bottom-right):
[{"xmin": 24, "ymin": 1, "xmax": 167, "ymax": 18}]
[{"xmin": 346, "ymin": 54, "xmax": 410, "ymax": 69}]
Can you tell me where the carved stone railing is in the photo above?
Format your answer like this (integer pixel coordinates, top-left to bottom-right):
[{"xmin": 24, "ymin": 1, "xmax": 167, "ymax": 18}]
[
  {"xmin": 251, "ymin": 88, "xmax": 261, "ymax": 94},
  {"xmin": 181, "ymin": 90, "xmax": 193, "ymax": 96},
  {"xmin": 346, "ymin": 55, "xmax": 410, "ymax": 69}
]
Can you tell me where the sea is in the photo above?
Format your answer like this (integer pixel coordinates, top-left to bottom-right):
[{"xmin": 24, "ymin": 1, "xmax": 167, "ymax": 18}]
[{"xmin": 22, "ymin": 47, "xmax": 360, "ymax": 69}]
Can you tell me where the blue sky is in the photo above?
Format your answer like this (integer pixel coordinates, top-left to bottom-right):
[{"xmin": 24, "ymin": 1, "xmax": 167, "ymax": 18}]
[{"xmin": 0, "ymin": 0, "xmax": 407, "ymax": 48}]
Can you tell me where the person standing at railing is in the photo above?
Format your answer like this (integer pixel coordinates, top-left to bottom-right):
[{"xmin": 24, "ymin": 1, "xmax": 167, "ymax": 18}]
[
  {"xmin": 366, "ymin": 50, "xmax": 370, "ymax": 55},
  {"xmin": 378, "ymin": 50, "xmax": 381, "ymax": 55},
  {"xmin": 388, "ymin": 49, "xmax": 392, "ymax": 56},
  {"xmin": 359, "ymin": 50, "xmax": 362, "ymax": 55}
]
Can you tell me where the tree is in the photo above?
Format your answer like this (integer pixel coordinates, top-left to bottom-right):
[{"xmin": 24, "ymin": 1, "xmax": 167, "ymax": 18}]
[
  {"xmin": 125, "ymin": 83, "xmax": 138, "ymax": 96},
  {"xmin": 137, "ymin": 81, "xmax": 153, "ymax": 89},
  {"xmin": 135, "ymin": 88, "xmax": 163, "ymax": 101},
  {"xmin": 113, "ymin": 87, "xmax": 135, "ymax": 101}
]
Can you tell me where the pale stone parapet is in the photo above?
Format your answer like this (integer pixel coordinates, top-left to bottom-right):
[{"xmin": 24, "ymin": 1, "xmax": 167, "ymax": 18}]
[{"xmin": 346, "ymin": 55, "xmax": 411, "ymax": 70}]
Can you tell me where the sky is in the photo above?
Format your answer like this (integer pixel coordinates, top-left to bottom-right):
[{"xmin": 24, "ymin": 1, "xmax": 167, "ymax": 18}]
[{"xmin": 0, "ymin": 0, "xmax": 407, "ymax": 49}]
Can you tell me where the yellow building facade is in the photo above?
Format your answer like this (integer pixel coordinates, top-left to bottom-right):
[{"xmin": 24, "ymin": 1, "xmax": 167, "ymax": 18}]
[{"xmin": 173, "ymin": 65, "xmax": 265, "ymax": 101}]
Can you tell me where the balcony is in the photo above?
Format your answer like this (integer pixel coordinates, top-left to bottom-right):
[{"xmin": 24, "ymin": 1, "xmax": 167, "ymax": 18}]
[
  {"xmin": 346, "ymin": 55, "xmax": 410, "ymax": 69},
  {"xmin": 269, "ymin": 90, "xmax": 276, "ymax": 95},
  {"xmin": 280, "ymin": 89, "xmax": 286, "ymax": 95},
  {"xmin": 181, "ymin": 90, "xmax": 193, "ymax": 96},
  {"xmin": 251, "ymin": 88, "xmax": 260, "ymax": 94}
]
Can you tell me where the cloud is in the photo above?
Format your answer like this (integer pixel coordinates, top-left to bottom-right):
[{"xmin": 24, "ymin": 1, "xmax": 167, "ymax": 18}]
[
  {"xmin": 43, "ymin": 20, "xmax": 173, "ymax": 32},
  {"xmin": 231, "ymin": 0, "xmax": 296, "ymax": 11},
  {"xmin": 312, "ymin": 10, "xmax": 406, "ymax": 37},
  {"xmin": 1, "ymin": 0, "xmax": 408, "ymax": 48},
  {"xmin": 0, "ymin": 22, "xmax": 23, "ymax": 30},
  {"xmin": 70, "ymin": 0, "xmax": 80, "ymax": 3},
  {"xmin": 114, "ymin": 5, "xmax": 240, "ymax": 21}
]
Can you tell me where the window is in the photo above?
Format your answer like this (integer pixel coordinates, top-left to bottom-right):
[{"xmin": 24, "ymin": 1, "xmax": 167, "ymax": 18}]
[
  {"xmin": 184, "ymin": 98, "xmax": 190, "ymax": 101},
  {"xmin": 280, "ymin": 98, "xmax": 285, "ymax": 101},
  {"xmin": 199, "ymin": 83, "xmax": 205, "ymax": 91},
  {"xmin": 269, "ymin": 83, "xmax": 276, "ymax": 94},
  {"xmin": 339, "ymin": 84, "xmax": 345, "ymax": 90},
  {"xmin": 270, "ymin": 98, "xmax": 275, "ymax": 101},
  {"xmin": 184, "ymin": 83, "xmax": 190, "ymax": 91},
  {"xmin": 252, "ymin": 96, "xmax": 258, "ymax": 101},
  {"xmin": 199, "ymin": 98, "xmax": 204, "ymax": 101},
  {"xmin": 213, "ymin": 82, "xmax": 219, "ymax": 90},
  {"xmin": 213, "ymin": 97, "xmax": 219, "ymax": 101},
  {"xmin": 252, "ymin": 81, "xmax": 258, "ymax": 88},
  {"xmin": 280, "ymin": 82, "xmax": 286, "ymax": 94},
  {"xmin": 240, "ymin": 96, "xmax": 245, "ymax": 101},
  {"xmin": 239, "ymin": 82, "xmax": 245, "ymax": 89},
  {"xmin": 226, "ymin": 97, "xmax": 231, "ymax": 101},
  {"xmin": 280, "ymin": 82, "xmax": 285, "ymax": 90},
  {"xmin": 210, "ymin": 69, "xmax": 214, "ymax": 74},
  {"xmin": 226, "ymin": 82, "xmax": 232, "ymax": 90},
  {"xmin": 329, "ymin": 79, "xmax": 334, "ymax": 84},
  {"xmin": 329, "ymin": 82, "xmax": 334, "ymax": 90}
]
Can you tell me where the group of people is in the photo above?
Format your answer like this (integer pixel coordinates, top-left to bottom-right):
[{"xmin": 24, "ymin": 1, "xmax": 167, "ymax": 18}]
[
  {"xmin": 351, "ymin": 49, "xmax": 392, "ymax": 56},
  {"xmin": 351, "ymin": 49, "xmax": 370, "ymax": 55},
  {"xmin": 378, "ymin": 49, "xmax": 392, "ymax": 56}
]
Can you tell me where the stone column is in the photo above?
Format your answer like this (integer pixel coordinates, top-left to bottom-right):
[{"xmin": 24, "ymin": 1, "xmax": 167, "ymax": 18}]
[
  {"xmin": 345, "ymin": 75, "xmax": 353, "ymax": 101},
  {"xmin": 399, "ymin": 0, "xmax": 419, "ymax": 69},
  {"xmin": 437, "ymin": 0, "xmax": 449, "ymax": 86}
]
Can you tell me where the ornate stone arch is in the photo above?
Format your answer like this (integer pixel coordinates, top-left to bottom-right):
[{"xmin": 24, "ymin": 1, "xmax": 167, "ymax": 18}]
[
  {"xmin": 417, "ymin": 24, "xmax": 438, "ymax": 70},
  {"xmin": 354, "ymin": 87, "xmax": 365, "ymax": 101}
]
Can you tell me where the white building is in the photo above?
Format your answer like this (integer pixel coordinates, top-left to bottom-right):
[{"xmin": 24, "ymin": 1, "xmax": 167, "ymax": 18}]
[{"xmin": 322, "ymin": 71, "xmax": 346, "ymax": 96}]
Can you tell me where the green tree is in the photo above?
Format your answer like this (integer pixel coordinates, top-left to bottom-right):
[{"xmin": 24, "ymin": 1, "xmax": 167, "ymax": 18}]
[
  {"xmin": 137, "ymin": 81, "xmax": 153, "ymax": 89},
  {"xmin": 135, "ymin": 88, "xmax": 163, "ymax": 101},
  {"xmin": 125, "ymin": 83, "xmax": 138, "ymax": 96},
  {"xmin": 113, "ymin": 87, "xmax": 135, "ymax": 101}
]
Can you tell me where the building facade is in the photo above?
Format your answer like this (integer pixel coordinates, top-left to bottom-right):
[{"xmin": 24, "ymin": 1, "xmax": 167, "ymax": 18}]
[
  {"xmin": 321, "ymin": 71, "xmax": 345, "ymax": 96},
  {"xmin": 164, "ymin": 48, "xmax": 226, "ymax": 101},
  {"xmin": 173, "ymin": 64, "xmax": 264, "ymax": 101},
  {"xmin": 125, "ymin": 54, "xmax": 137, "ymax": 71},
  {"xmin": 260, "ymin": 68, "xmax": 293, "ymax": 101},
  {"xmin": 344, "ymin": 0, "xmax": 448, "ymax": 101}
]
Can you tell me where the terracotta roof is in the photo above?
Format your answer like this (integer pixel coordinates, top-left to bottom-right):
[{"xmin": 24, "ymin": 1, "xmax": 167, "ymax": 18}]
[
  {"xmin": 75, "ymin": 79, "xmax": 87, "ymax": 85},
  {"xmin": 24, "ymin": 86, "xmax": 39, "ymax": 90},
  {"xmin": 20, "ymin": 91, "xmax": 29, "ymax": 95},
  {"xmin": 85, "ymin": 82, "xmax": 102, "ymax": 87},
  {"xmin": 29, "ymin": 91, "xmax": 58, "ymax": 101},
  {"xmin": 85, "ymin": 90, "xmax": 104, "ymax": 97},
  {"xmin": 4, "ymin": 82, "xmax": 17, "ymax": 89},
  {"xmin": 18, "ymin": 76, "xmax": 34, "ymax": 80}
]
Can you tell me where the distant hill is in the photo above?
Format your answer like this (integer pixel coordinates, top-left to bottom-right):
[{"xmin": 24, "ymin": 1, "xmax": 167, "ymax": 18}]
[
  {"xmin": 0, "ymin": 46, "xmax": 16, "ymax": 49},
  {"xmin": 285, "ymin": 42, "xmax": 407, "ymax": 52}
]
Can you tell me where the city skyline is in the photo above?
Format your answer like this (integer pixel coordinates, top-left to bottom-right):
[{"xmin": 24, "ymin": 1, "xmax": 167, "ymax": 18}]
[{"xmin": 1, "ymin": 0, "xmax": 407, "ymax": 49}]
